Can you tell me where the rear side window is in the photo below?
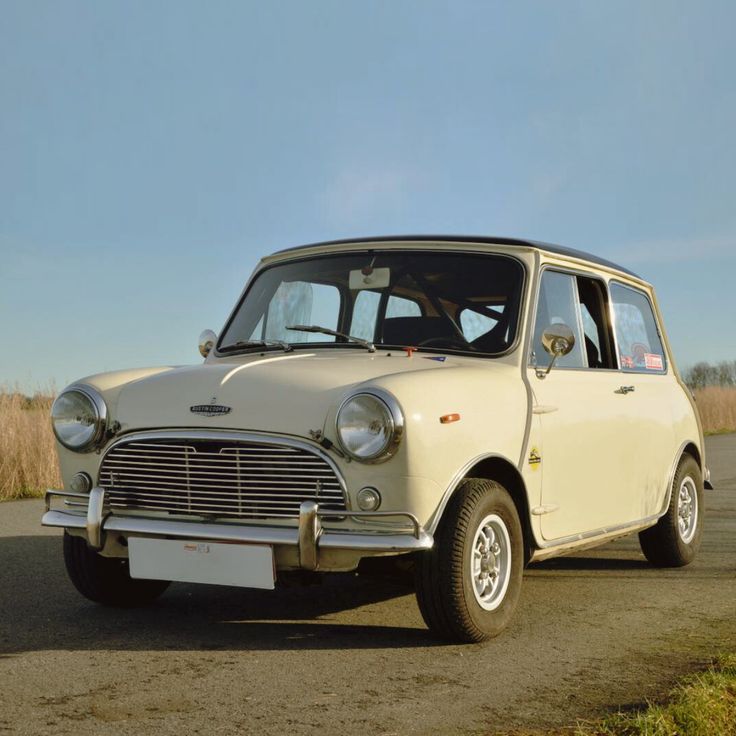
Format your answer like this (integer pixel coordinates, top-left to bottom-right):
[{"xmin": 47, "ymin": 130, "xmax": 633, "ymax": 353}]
[{"xmin": 610, "ymin": 283, "xmax": 667, "ymax": 373}]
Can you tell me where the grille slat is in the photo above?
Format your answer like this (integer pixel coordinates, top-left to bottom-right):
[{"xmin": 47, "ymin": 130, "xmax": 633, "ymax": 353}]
[
  {"xmin": 104, "ymin": 500, "xmax": 344, "ymax": 518},
  {"xmin": 100, "ymin": 473, "xmax": 342, "ymax": 489},
  {"xmin": 100, "ymin": 437, "xmax": 346, "ymax": 520},
  {"xmin": 106, "ymin": 483, "xmax": 343, "ymax": 497},
  {"xmin": 107, "ymin": 489, "xmax": 343, "ymax": 503},
  {"xmin": 102, "ymin": 460, "xmax": 331, "ymax": 472}
]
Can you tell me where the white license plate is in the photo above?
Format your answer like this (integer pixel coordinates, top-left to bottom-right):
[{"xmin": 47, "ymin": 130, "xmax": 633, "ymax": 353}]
[{"xmin": 128, "ymin": 537, "xmax": 275, "ymax": 590}]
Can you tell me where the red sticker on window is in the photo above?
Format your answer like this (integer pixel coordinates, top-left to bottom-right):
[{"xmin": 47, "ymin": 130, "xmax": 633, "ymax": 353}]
[
  {"xmin": 621, "ymin": 355, "xmax": 634, "ymax": 369},
  {"xmin": 644, "ymin": 353, "xmax": 664, "ymax": 371}
]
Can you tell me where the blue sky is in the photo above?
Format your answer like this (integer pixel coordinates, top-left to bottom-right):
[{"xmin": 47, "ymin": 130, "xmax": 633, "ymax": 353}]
[{"xmin": 2, "ymin": 1, "xmax": 734, "ymax": 391}]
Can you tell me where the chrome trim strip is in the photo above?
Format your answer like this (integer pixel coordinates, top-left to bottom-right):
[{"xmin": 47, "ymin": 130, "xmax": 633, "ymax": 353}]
[
  {"xmin": 86, "ymin": 487, "xmax": 106, "ymax": 550},
  {"xmin": 45, "ymin": 489, "xmax": 90, "ymax": 512},
  {"xmin": 42, "ymin": 493, "xmax": 434, "ymax": 565},
  {"xmin": 534, "ymin": 511, "xmax": 661, "ymax": 550},
  {"xmin": 298, "ymin": 501, "xmax": 321, "ymax": 570},
  {"xmin": 343, "ymin": 510, "xmax": 424, "ymax": 539}
]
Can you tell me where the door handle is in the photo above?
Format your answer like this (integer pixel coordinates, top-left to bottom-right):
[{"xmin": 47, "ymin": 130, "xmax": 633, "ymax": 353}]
[{"xmin": 615, "ymin": 385, "xmax": 635, "ymax": 395}]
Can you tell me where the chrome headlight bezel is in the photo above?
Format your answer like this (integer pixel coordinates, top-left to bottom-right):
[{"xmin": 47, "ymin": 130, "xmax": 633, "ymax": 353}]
[
  {"xmin": 335, "ymin": 389, "xmax": 404, "ymax": 463},
  {"xmin": 51, "ymin": 385, "xmax": 108, "ymax": 453}
]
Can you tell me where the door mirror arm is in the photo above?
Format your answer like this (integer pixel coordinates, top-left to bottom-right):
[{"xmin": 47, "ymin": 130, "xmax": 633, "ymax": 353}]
[{"xmin": 535, "ymin": 324, "xmax": 575, "ymax": 379}]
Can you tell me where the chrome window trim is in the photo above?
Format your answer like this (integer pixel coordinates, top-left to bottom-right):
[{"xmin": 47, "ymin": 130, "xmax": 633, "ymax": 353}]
[
  {"xmin": 96, "ymin": 428, "xmax": 351, "ymax": 510},
  {"xmin": 526, "ymin": 264, "xmax": 624, "ymax": 374},
  {"xmin": 335, "ymin": 387, "xmax": 405, "ymax": 464}
]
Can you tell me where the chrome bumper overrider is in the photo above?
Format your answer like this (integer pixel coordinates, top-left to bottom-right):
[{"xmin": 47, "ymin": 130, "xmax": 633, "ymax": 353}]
[{"xmin": 42, "ymin": 488, "xmax": 433, "ymax": 571}]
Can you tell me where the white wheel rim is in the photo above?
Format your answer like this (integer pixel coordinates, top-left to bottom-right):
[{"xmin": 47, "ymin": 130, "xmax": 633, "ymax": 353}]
[
  {"xmin": 677, "ymin": 476, "xmax": 698, "ymax": 544},
  {"xmin": 470, "ymin": 513, "xmax": 512, "ymax": 611}
]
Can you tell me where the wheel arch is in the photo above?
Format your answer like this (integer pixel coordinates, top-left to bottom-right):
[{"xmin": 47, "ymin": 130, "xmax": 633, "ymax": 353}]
[
  {"xmin": 430, "ymin": 454, "xmax": 534, "ymax": 564},
  {"xmin": 657, "ymin": 440, "xmax": 704, "ymax": 519},
  {"xmin": 682, "ymin": 441, "xmax": 702, "ymax": 470}
]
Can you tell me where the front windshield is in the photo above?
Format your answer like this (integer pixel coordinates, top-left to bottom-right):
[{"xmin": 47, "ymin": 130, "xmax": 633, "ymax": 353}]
[{"xmin": 219, "ymin": 250, "xmax": 525, "ymax": 356}]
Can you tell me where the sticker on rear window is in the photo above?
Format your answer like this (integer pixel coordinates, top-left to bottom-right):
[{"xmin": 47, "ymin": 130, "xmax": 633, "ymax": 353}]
[
  {"xmin": 645, "ymin": 353, "xmax": 664, "ymax": 371},
  {"xmin": 621, "ymin": 354, "xmax": 634, "ymax": 369}
]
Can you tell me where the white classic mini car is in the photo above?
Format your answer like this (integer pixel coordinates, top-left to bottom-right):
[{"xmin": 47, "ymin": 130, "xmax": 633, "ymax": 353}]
[{"xmin": 44, "ymin": 236, "xmax": 710, "ymax": 642}]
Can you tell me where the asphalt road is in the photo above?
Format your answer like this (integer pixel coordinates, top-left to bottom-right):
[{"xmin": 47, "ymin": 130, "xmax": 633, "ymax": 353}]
[{"xmin": 1, "ymin": 436, "xmax": 734, "ymax": 736}]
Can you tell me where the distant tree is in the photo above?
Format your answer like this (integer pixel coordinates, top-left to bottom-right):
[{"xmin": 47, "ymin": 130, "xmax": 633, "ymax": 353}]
[{"xmin": 683, "ymin": 360, "xmax": 736, "ymax": 389}]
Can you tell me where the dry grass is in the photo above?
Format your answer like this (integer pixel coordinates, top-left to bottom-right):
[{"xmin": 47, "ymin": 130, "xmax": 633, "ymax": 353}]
[
  {"xmin": 693, "ymin": 386, "xmax": 736, "ymax": 435},
  {"xmin": 0, "ymin": 389, "xmax": 61, "ymax": 500}
]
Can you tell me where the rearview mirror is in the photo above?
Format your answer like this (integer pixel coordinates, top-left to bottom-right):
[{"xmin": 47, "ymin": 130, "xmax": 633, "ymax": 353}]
[
  {"xmin": 536, "ymin": 324, "xmax": 575, "ymax": 379},
  {"xmin": 198, "ymin": 329, "xmax": 217, "ymax": 358}
]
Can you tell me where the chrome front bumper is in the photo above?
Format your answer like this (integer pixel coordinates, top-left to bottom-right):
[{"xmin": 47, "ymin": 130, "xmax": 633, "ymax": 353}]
[{"xmin": 42, "ymin": 488, "xmax": 433, "ymax": 571}]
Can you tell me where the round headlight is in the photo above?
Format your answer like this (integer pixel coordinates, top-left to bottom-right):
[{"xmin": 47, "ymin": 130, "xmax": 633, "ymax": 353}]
[
  {"xmin": 51, "ymin": 387, "xmax": 108, "ymax": 452},
  {"xmin": 336, "ymin": 391, "xmax": 403, "ymax": 462}
]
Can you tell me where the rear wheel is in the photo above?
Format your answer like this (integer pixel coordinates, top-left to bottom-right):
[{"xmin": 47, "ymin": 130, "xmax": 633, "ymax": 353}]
[
  {"xmin": 63, "ymin": 532, "xmax": 170, "ymax": 606},
  {"xmin": 639, "ymin": 454, "xmax": 704, "ymax": 567},
  {"xmin": 415, "ymin": 478, "xmax": 524, "ymax": 642}
]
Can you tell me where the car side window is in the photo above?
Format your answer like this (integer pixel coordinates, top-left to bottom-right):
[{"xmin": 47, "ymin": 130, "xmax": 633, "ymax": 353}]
[
  {"xmin": 533, "ymin": 270, "xmax": 617, "ymax": 370},
  {"xmin": 576, "ymin": 275, "xmax": 616, "ymax": 369},
  {"xmin": 532, "ymin": 271, "xmax": 585, "ymax": 368},
  {"xmin": 610, "ymin": 283, "xmax": 667, "ymax": 373}
]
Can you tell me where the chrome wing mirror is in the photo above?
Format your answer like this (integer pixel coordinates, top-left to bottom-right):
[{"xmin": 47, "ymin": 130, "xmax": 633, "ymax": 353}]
[
  {"xmin": 535, "ymin": 324, "xmax": 575, "ymax": 379},
  {"xmin": 198, "ymin": 329, "xmax": 218, "ymax": 358}
]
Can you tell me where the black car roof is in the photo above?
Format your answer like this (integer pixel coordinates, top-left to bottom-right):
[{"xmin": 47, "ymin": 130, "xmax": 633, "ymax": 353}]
[{"xmin": 273, "ymin": 235, "xmax": 641, "ymax": 280}]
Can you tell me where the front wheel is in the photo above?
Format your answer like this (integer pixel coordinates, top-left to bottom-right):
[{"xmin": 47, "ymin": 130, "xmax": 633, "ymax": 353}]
[
  {"xmin": 63, "ymin": 532, "xmax": 170, "ymax": 606},
  {"xmin": 639, "ymin": 453, "xmax": 704, "ymax": 567},
  {"xmin": 415, "ymin": 478, "xmax": 524, "ymax": 642}
]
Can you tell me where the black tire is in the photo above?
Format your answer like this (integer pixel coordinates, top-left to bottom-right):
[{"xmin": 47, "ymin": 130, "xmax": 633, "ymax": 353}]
[
  {"xmin": 63, "ymin": 532, "xmax": 170, "ymax": 606},
  {"xmin": 415, "ymin": 478, "xmax": 524, "ymax": 643},
  {"xmin": 639, "ymin": 454, "xmax": 704, "ymax": 567}
]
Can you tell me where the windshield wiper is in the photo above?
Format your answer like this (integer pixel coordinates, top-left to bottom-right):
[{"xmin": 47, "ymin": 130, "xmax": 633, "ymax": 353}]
[
  {"xmin": 221, "ymin": 339, "xmax": 293, "ymax": 353},
  {"xmin": 286, "ymin": 325, "xmax": 376, "ymax": 353}
]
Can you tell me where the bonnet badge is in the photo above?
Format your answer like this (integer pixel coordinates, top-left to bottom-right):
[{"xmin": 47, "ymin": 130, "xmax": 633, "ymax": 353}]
[{"xmin": 190, "ymin": 397, "xmax": 232, "ymax": 417}]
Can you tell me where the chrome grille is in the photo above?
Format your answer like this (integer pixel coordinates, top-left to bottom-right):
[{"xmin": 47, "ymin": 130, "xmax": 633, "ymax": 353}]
[{"xmin": 99, "ymin": 437, "xmax": 346, "ymax": 519}]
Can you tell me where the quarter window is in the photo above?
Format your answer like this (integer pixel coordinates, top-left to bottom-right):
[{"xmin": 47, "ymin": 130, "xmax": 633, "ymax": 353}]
[{"xmin": 610, "ymin": 284, "xmax": 667, "ymax": 373}]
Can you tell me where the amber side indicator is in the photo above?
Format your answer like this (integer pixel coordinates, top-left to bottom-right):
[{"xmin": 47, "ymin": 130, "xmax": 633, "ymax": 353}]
[{"xmin": 440, "ymin": 413, "xmax": 461, "ymax": 424}]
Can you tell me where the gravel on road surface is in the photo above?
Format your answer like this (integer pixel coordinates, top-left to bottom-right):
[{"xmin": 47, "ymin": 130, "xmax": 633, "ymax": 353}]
[{"xmin": 0, "ymin": 435, "xmax": 734, "ymax": 735}]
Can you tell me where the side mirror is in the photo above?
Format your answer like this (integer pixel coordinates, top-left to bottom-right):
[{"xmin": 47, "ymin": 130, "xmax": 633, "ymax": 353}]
[
  {"xmin": 198, "ymin": 329, "xmax": 218, "ymax": 358},
  {"xmin": 536, "ymin": 324, "xmax": 575, "ymax": 379}
]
